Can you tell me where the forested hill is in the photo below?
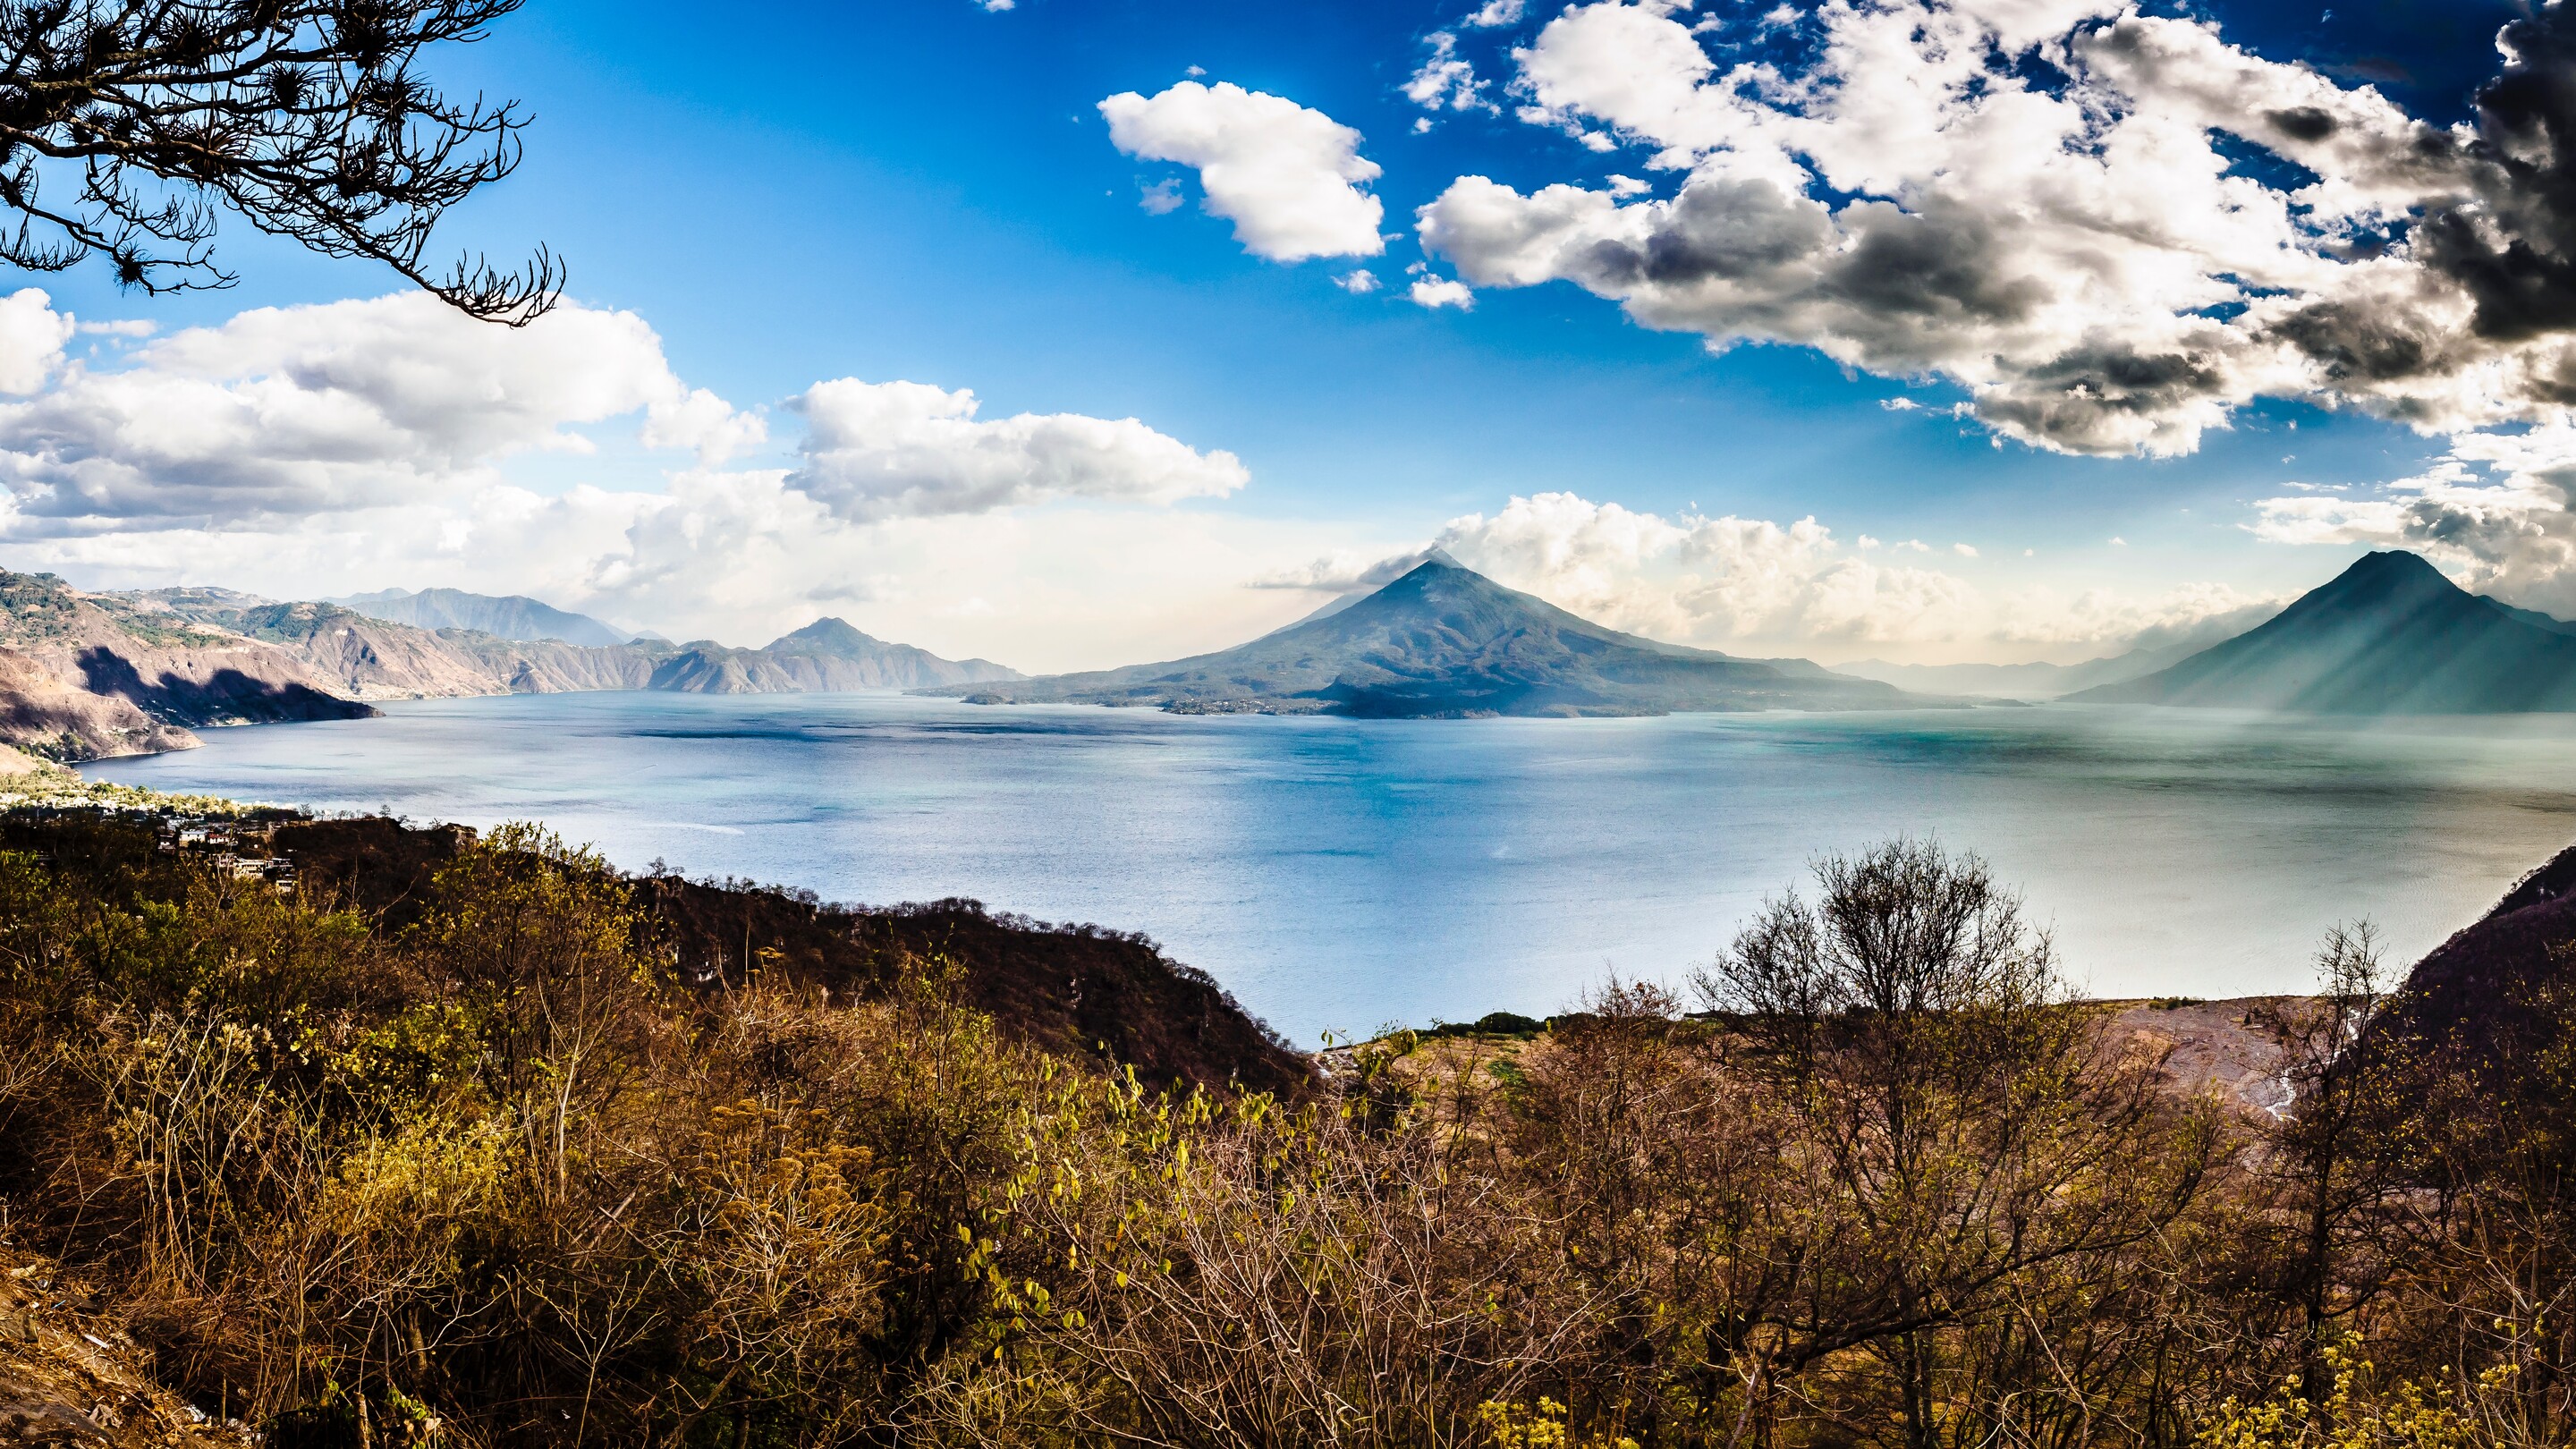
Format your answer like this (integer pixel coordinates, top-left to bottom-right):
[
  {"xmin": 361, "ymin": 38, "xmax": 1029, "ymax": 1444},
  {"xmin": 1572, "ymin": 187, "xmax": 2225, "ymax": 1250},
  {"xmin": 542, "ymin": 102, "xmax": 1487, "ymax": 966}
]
[
  {"xmin": 229, "ymin": 813, "xmax": 1310, "ymax": 1097},
  {"xmin": 2382, "ymin": 834, "xmax": 2576, "ymax": 1056}
]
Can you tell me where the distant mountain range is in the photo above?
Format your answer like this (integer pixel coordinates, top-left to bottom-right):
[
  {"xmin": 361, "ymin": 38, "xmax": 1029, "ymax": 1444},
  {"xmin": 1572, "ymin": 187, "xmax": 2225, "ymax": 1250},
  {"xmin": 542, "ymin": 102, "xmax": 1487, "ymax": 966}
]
[
  {"xmin": 1824, "ymin": 634, "xmax": 2246, "ymax": 696},
  {"xmin": 329, "ymin": 587, "xmax": 635, "ymax": 648},
  {"xmin": 13, "ymin": 547, "xmax": 2567, "ymax": 764},
  {"xmin": 0, "ymin": 578, "xmax": 1020, "ymax": 761},
  {"xmin": 2071, "ymin": 551, "xmax": 2576, "ymax": 712},
  {"xmin": 1828, "ymin": 646, "xmax": 2197, "ymax": 700},
  {"xmin": 926, "ymin": 553, "xmax": 1919, "ymax": 718}
]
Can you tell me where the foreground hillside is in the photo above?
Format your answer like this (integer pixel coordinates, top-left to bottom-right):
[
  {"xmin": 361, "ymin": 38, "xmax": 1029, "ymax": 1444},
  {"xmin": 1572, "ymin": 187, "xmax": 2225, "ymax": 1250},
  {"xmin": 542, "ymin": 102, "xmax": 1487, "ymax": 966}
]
[{"xmin": 0, "ymin": 813, "xmax": 2565, "ymax": 1447}]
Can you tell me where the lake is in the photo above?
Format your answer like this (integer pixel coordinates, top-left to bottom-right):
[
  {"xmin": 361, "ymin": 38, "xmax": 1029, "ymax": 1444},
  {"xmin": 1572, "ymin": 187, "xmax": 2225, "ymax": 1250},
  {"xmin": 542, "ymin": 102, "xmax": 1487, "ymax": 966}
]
[{"xmin": 78, "ymin": 692, "xmax": 2576, "ymax": 1045}]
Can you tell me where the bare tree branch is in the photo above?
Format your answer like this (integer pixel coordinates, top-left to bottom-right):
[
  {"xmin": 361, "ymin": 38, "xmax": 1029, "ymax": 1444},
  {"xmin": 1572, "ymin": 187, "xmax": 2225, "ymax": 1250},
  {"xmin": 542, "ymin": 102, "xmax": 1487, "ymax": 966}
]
[{"xmin": 0, "ymin": 0, "xmax": 559, "ymax": 322}]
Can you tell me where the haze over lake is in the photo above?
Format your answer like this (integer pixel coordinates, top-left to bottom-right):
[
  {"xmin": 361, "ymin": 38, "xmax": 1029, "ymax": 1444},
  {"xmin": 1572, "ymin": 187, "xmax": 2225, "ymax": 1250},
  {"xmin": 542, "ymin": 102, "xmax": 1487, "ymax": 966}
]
[{"xmin": 80, "ymin": 693, "xmax": 2576, "ymax": 1043}]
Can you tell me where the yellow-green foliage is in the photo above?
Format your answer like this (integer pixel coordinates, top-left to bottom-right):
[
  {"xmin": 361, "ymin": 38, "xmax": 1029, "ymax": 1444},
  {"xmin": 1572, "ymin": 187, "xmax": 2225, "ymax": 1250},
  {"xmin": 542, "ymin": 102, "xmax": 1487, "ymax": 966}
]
[
  {"xmin": 2198, "ymin": 1346, "xmax": 2521, "ymax": 1449},
  {"xmin": 0, "ymin": 828, "xmax": 2572, "ymax": 1449},
  {"xmin": 1479, "ymin": 1398, "xmax": 1642, "ymax": 1449}
]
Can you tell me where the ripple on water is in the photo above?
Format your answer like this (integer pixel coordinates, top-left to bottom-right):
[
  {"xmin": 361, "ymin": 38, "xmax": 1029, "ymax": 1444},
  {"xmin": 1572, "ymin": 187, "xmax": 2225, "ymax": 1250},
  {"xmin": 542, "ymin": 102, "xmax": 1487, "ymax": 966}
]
[{"xmin": 78, "ymin": 693, "xmax": 2576, "ymax": 1045}]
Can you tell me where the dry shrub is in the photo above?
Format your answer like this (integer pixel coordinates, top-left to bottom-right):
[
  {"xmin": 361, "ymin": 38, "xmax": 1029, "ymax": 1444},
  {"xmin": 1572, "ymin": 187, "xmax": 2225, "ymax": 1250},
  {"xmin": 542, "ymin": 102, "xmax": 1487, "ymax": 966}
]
[{"xmin": 0, "ymin": 822, "xmax": 2571, "ymax": 1449}]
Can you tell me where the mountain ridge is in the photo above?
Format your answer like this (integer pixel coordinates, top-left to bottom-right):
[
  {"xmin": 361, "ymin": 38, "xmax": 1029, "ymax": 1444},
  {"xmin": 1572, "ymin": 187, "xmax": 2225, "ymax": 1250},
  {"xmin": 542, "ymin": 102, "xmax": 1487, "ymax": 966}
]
[{"xmin": 328, "ymin": 586, "xmax": 635, "ymax": 648}]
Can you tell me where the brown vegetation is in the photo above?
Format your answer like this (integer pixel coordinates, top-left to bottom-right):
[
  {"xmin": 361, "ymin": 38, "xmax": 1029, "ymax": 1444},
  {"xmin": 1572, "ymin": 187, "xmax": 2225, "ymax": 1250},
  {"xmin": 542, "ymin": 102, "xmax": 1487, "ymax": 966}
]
[{"xmin": 0, "ymin": 822, "xmax": 2567, "ymax": 1448}]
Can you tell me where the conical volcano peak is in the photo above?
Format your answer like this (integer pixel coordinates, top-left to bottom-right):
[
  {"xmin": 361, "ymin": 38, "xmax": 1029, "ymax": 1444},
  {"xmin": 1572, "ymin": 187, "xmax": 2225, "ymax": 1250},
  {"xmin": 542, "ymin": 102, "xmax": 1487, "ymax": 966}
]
[
  {"xmin": 767, "ymin": 616, "xmax": 886, "ymax": 657},
  {"xmin": 2073, "ymin": 547, "xmax": 2576, "ymax": 713},
  {"xmin": 922, "ymin": 543, "xmax": 1923, "ymax": 717},
  {"xmin": 2323, "ymin": 549, "xmax": 2455, "ymax": 596}
]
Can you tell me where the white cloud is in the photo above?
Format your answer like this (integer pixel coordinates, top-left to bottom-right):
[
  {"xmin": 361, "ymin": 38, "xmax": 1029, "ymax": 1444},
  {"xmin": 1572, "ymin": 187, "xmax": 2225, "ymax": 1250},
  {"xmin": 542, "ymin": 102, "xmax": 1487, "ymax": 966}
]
[
  {"xmin": 0, "ymin": 290, "xmax": 72, "ymax": 395},
  {"xmin": 783, "ymin": 379, "xmax": 1249, "ymax": 521},
  {"xmin": 642, "ymin": 387, "xmax": 769, "ymax": 465},
  {"xmin": 74, "ymin": 318, "xmax": 154, "ymax": 339},
  {"xmin": 1250, "ymin": 547, "xmax": 1441, "ymax": 592},
  {"xmin": 1139, "ymin": 178, "xmax": 1184, "ymax": 215},
  {"xmin": 1414, "ymin": 0, "xmax": 2576, "ymax": 460},
  {"xmin": 1466, "ymin": 0, "xmax": 1523, "ymax": 27},
  {"xmin": 1098, "ymin": 80, "xmax": 1385, "ymax": 262},
  {"xmin": 2250, "ymin": 424, "xmax": 2576, "ymax": 616},
  {"xmin": 1335, "ymin": 269, "xmax": 1381, "ymax": 293},
  {"xmin": 1350, "ymin": 490, "xmax": 2275, "ymax": 659},
  {"xmin": 0, "ymin": 291, "xmax": 760, "ymax": 532},
  {"xmin": 1405, "ymin": 33, "xmax": 1493, "ymax": 114},
  {"xmin": 1410, "ymin": 277, "xmax": 1476, "ymax": 309},
  {"xmin": 1953, "ymin": 543, "xmax": 1979, "ymax": 557}
]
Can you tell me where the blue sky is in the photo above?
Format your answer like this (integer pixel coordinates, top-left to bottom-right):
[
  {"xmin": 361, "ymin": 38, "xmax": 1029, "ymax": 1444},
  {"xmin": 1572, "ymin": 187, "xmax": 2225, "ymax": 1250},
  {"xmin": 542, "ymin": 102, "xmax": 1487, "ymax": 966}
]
[{"xmin": 3, "ymin": 0, "xmax": 2569, "ymax": 669}]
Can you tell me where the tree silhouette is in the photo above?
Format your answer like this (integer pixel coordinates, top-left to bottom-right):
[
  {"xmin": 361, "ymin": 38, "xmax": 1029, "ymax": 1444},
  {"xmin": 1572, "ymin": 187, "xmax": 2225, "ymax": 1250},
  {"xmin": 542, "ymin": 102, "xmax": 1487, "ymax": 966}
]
[{"xmin": 0, "ymin": 0, "xmax": 558, "ymax": 320}]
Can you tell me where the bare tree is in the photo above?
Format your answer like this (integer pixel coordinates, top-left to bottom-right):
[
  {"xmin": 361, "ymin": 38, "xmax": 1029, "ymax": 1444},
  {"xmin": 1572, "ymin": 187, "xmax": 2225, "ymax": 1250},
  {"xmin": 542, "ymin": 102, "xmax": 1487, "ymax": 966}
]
[
  {"xmin": 0, "ymin": 0, "xmax": 558, "ymax": 318},
  {"xmin": 1696, "ymin": 839, "xmax": 2217, "ymax": 1449},
  {"xmin": 2253, "ymin": 921, "xmax": 2410, "ymax": 1409}
]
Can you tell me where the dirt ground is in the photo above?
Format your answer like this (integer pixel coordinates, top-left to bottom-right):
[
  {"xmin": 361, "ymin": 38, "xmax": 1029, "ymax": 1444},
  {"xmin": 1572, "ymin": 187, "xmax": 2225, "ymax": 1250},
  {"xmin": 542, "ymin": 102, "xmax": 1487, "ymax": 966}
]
[
  {"xmin": 0, "ymin": 1247, "xmax": 248, "ymax": 1447},
  {"xmin": 1322, "ymin": 996, "xmax": 2309, "ymax": 1123}
]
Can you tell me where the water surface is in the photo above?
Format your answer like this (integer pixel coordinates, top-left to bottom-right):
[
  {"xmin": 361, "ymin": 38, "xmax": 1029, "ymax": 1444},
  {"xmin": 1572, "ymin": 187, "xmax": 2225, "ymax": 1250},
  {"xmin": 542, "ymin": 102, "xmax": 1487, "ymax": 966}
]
[{"xmin": 80, "ymin": 693, "xmax": 2576, "ymax": 1043}]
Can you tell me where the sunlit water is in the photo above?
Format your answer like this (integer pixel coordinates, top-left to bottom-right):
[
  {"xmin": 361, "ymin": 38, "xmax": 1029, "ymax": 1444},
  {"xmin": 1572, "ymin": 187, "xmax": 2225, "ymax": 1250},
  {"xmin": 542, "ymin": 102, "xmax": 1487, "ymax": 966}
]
[{"xmin": 78, "ymin": 692, "xmax": 2576, "ymax": 1044}]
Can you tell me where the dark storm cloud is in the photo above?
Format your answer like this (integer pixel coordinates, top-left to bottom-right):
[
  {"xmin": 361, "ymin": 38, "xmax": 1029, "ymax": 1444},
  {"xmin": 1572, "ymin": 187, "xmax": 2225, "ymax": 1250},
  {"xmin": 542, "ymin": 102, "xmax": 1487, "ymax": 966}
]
[{"xmin": 2417, "ymin": 4, "xmax": 2576, "ymax": 343}]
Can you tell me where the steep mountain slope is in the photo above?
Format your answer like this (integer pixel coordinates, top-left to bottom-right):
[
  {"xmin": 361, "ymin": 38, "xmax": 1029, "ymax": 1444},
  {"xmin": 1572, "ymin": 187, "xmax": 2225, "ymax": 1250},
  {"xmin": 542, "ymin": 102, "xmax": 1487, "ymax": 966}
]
[
  {"xmin": 183, "ymin": 600, "xmax": 532, "ymax": 700},
  {"xmin": 929, "ymin": 555, "xmax": 1918, "ymax": 717},
  {"xmin": 2071, "ymin": 551, "xmax": 2576, "ymax": 712},
  {"xmin": 0, "ymin": 574, "xmax": 373, "ymax": 759},
  {"xmin": 2382, "ymin": 841, "xmax": 2576, "ymax": 1050},
  {"xmin": 331, "ymin": 586, "xmax": 633, "ymax": 646}
]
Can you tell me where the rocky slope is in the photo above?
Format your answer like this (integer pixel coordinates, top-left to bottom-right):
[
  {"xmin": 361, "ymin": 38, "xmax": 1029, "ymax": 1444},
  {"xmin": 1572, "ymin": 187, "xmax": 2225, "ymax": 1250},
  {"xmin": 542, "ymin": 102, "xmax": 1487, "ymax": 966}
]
[
  {"xmin": 0, "ymin": 574, "xmax": 373, "ymax": 760},
  {"xmin": 126, "ymin": 588, "xmax": 1020, "ymax": 703},
  {"xmin": 930, "ymin": 554, "xmax": 1921, "ymax": 717}
]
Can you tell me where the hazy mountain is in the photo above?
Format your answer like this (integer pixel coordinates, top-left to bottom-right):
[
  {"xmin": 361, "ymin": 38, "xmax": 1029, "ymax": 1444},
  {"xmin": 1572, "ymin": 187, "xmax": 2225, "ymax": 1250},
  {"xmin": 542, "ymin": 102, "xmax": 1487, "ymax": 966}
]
[
  {"xmin": 2071, "ymin": 551, "xmax": 2576, "ymax": 712},
  {"xmin": 1832, "ymin": 642, "xmax": 2203, "ymax": 699},
  {"xmin": 928, "ymin": 555, "xmax": 1925, "ymax": 718},
  {"xmin": 759, "ymin": 617, "xmax": 1021, "ymax": 687},
  {"xmin": 330, "ymin": 588, "xmax": 633, "ymax": 648}
]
